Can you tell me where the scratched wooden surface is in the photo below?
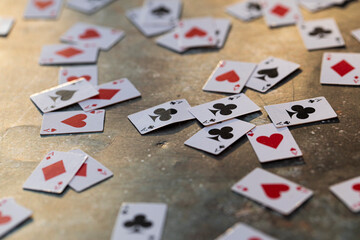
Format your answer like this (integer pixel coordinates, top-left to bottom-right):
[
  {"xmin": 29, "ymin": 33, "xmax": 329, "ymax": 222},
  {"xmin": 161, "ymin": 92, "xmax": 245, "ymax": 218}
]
[{"xmin": 0, "ymin": 0, "xmax": 360, "ymax": 239}]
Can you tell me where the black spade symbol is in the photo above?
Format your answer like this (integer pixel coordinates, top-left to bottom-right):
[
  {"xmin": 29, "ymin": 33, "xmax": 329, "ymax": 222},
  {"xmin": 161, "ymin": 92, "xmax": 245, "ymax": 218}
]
[
  {"xmin": 149, "ymin": 108, "xmax": 178, "ymax": 122},
  {"xmin": 256, "ymin": 67, "xmax": 279, "ymax": 81},
  {"xmin": 124, "ymin": 214, "xmax": 153, "ymax": 233},
  {"xmin": 208, "ymin": 126, "xmax": 234, "ymax": 142},
  {"xmin": 51, "ymin": 90, "xmax": 77, "ymax": 102},
  {"xmin": 286, "ymin": 105, "xmax": 316, "ymax": 119},
  {"xmin": 152, "ymin": 6, "xmax": 171, "ymax": 17},
  {"xmin": 308, "ymin": 27, "xmax": 332, "ymax": 38},
  {"xmin": 210, "ymin": 103, "xmax": 237, "ymax": 116}
]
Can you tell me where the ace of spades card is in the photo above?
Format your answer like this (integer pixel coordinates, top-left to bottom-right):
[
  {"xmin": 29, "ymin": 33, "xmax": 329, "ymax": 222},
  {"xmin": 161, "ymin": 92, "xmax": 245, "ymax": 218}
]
[
  {"xmin": 140, "ymin": 0, "xmax": 182, "ymax": 27},
  {"xmin": 330, "ymin": 176, "xmax": 360, "ymax": 213}
]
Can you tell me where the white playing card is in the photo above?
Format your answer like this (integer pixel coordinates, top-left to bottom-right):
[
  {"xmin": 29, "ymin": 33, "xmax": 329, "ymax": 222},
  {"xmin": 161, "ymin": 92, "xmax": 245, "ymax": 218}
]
[
  {"xmin": 60, "ymin": 22, "xmax": 125, "ymax": 51},
  {"xmin": 189, "ymin": 94, "xmax": 260, "ymax": 126},
  {"xmin": 262, "ymin": 0, "xmax": 302, "ymax": 27},
  {"xmin": 140, "ymin": 0, "xmax": 182, "ymax": 27},
  {"xmin": 111, "ymin": 203, "xmax": 167, "ymax": 240},
  {"xmin": 203, "ymin": 60, "xmax": 257, "ymax": 94},
  {"xmin": 0, "ymin": 17, "xmax": 15, "ymax": 36},
  {"xmin": 39, "ymin": 44, "xmax": 99, "ymax": 65},
  {"xmin": 30, "ymin": 78, "xmax": 99, "ymax": 113},
  {"xmin": 226, "ymin": 0, "xmax": 263, "ymax": 22},
  {"xmin": 66, "ymin": 0, "xmax": 115, "ymax": 14},
  {"xmin": 246, "ymin": 57, "xmax": 300, "ymax": 92},
  {"xmin": 79, "ymin": 78, "xmax": 141, "ymax": 111},
  {"xmin": 68, "ymin": 149, "xmax": 113, "ymax": 192},
  {"xmin": 247, "ymin": 124, "xmax": 302, "ymax": 163},
  {"xmin": 156, "ymin": 28, "xmax": 187, "ymax": 53},
  {"xmin": 232, "ymin": 168, "xmax": 313, "ymax": 215},
  {"xmin": 24, "ymin": 0, "xmax": 63, "ymax": 19},
  {"xmin": 320, "ymin": 52, "xmax": 360, "ymax": 86},
  {"xmin": 59, "ymin": 65, "xmax": 98, "ymax": 86},
  {"xmin": 40, "ymin": 110, "xmax": 105, "ymax": 135},
  {"xmin": 298, "ymin": 0, "xmax": 344, "ymax": 12},
  {"xmin": 330, "ymin": 176, "xmax": 360, "ymax": 213},
  {"xmin": 264, "ymin": 96, "xmax": 337, "ymax": 127},
  {"xmin": 351, "ymin": 28, "xmax": 360, "ymax": 42},
  {"xmin": 128, "ymin": 99, "xmax": 194, "ymax": 134},
  {"xmin": 185, "ymin": 119, "xmax": 255, "ymax": 155},
  {"xmin": 23, "ymin": 150, "xmax": 87, "ymax": 194},
  {"xmin": 0, "ymin": 198, "xmax": 32, "ymax": 239},
  {"xmin": 298, "ymin": 18, "xmax": 345, "ymax": 51},
  {"xmin": 214, "ymin": 18, "xmax": 232, "ymax": 48},
  {"xmin": 215, "ymin": 223, "xmax": 277, "ymax": 240}
]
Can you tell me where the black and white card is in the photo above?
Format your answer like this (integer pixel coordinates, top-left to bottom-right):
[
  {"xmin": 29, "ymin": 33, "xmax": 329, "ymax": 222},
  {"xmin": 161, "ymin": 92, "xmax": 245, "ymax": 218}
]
[{"xmin": 226, "ymin": 0, "xmax": 263, "ymax": 22}]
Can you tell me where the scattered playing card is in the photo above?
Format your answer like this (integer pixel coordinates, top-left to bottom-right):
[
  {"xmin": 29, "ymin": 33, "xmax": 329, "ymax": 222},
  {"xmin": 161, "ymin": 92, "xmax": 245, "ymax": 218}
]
[
  {"xmin": 226, "ymin": 0, "xmax": 263, "ymax": 22},
  {"xmin": 0, "ymin": 17, "xmax": 15, "ymax": 36},
  {"xmin": 156, "ymin": 29, "xmax": 187, "ymax": 53},
  {"xmin": 214, "ymin": 18, "xmax": 232, "ymax": 48},
  {"xmin": 79, "ymin": 78, "xmax": 141, "ymax": 111},
  {"xmin": 24, "ymin": 0, "xmax": 63, "ymax": 19},
  {"xmin": 68, "ymin": 149, "xmax": 113, "ymax": 192},
  {"xmin": 320, "ymin": 52, "xmax": 360, "ymax": 86},
  {"xmin": 67, "ymin": 0, "xmax": 115, "ymax": 14},
  {"xmin": 140, "ymin": 0, "xmax": 182, "ymax": 27},
  {"xmin": 246, "ymin": 57, "xmax": 300, "ymax": 92},
  {"xmin": 0, "ymin": 198, "xmax": 32, "ymax": 239},
  {"xmin": 247, "ymin": 123, "xmax": 302, "ymax": 163},
  {"xmin": 40, "ymin": 110, "xmax": 105, "ymax": 135},
  {"xmin": 262, "ymin": 0, "xmax": 302, "ymax": 27},
  {"xmin": 128, "ymin": 99, "xmax": 194, "ymax": 134},
  {"xmin": 60, "ymin": 22, "xmax": 125, "ymax": 51},
  {"xmin": 111, "ymin": 203, "xmax": 167, "ymax": 240},
  {"xmin": 215, "ymin": 222, "xmax": 277, "ymax": 240},
  {"xmin": 232, "ymin": 168, "xmax": 313, "ymax": 215},
  {"xmin": 59, "ymin": 65, "xmax": 98, "ymax": 86},
  {"xmin": 189, "ymin": 94, "xmax": 260, "ymax": 126},
  {"xmin": 330, "ymin": 176, "xmax": 360, "ymax": 213},
  {"xmin": 30, "ymin": 78, "xmax": 99, "ymax": 113},
  {"xmin": 23, "ymin": 150, "xmax": 87, "ymax": 194},
  {"xmin": 298, "ymin": 18, "xmax": 345, "ymax": 51},
  {"xmin": 351, "ymin": 28, "xmax": 360, "ymax": 42},
  {"xmin": 264, "ymin": 96, "xmax": 338, "ymax": 127},
  {"xmin": 185, "ymin": 119, "xmax": 255, "ymax": 155},
  {"xmin": 39, "ymin": 44, "xmax": 99, "ymax": 65}
]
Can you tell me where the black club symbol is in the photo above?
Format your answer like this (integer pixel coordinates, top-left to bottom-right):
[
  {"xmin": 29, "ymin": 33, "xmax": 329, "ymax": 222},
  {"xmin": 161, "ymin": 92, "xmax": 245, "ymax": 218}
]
[
  {"xmin": 149, "ymin": 108, "xmax": 178, "ymax": 122},
  {"xmin": 209, "ymin": 103, "xmax": 237, "ymax": 116},
  {"xmin": 286, "ymin": 105, "xmax": 315, "ymax": 120},
  {"xmin": 208, "ymin": 126, "xmax": 234, "ymax": 141},
  {"xmin": 124, "ymin": 214, "xmax": 153, "ymax": 233}
]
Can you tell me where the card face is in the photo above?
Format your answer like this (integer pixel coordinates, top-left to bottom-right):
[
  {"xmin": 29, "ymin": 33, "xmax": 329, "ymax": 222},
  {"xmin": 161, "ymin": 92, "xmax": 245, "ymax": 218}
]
[
  {"xmin": 30, "ymin": 78, "xmax": 99, "ymax": 113},
  {"xmin": 189, "ymin": 94, "xmax": 260, "ymax": 126},
  {"xmin": 24, "ymin": 0, "xmax": 63, "ymax": 19},
  {"xmin": 66, "ymin": 0, "xmax": 114, "ymax": 14},
  {"xmin": 214, "ymin": 18, "xmax": 232, "ymax": 48},
  {"xmin": 264, "ymin": 96, "xmax": 337, "ymax": 127},
  {"xmin": 330, "ymin": 176, "xmax": 360, "ymax": 213},
  {"xmin": 298, "ymin": 18, "xmax": 345, "ymax": 51},
  {"xmin": 60, "ymin": 22, "xmax": 125, "ymax": 51},
  {"xmin": 226, "ymin": 0, "xmax": 263, "ymax": 22},
  {"xmin": 246, "ymin": 57, "xmax": 300, "ymax": 92},
  {"xmin": 79, "ymin": 78, "xmax": 141, "ymax": 111},
  {"xmin": 215, "ymin": 223, "xmax": 277, "ymax": 240},
  {"xmin": 128, "ymin": 99, "xmax": 194, "ymax": 134},
  {"xmin": 232, "ymin": 168, "xmax": 313, "ymax": 215},
  {"xmin": 185, "ymin": 119, "xmax": 255, "ymax": 155},
  {"xmin": 351, "ymin": 28, "xmax": 360, "ymax": 42},
  {"xmin": 320, "ymin": 52, "xmax": 360, "ymax": 86},
  {"xmin": 0, "ymin": 198, "xmax": 33, "ymax": 239},
  {"xmin": 140, "ymin": 0, "xmax": 182, "ymax": 27},
  {"xmin": 40, "ymin": 110, "xmax": 105, "ymax": 135},
  {"xmin": 0, "ymin": 18, "xmax": 15, "ymax": 36},
  {"xmin": 247, "ymin": 124, "xmax": 302, "ymax": 163},
  {"xmin": 23, "ymin": 151, "xmax": 87, "ymax": 194},
  {"xmin": 262, "ymin": 0, "xmax": 301, "ymax": 27},
  {"xmin": 59, "ymin": 65, "xmax": 98, "ymax": 86},
  {"xmin": 68, "ymin": 149, "xmax": 113, "ymax": 192},
  {"xmin": 203, "ymin": 60, "xmax": 257, "ymax": 94},
  {"xmin": 156, "ymin": 29, "xmax": 186, "ymax": 53},
  {"xmin": 111, "ymin": 203, "xmax": 167, "ymax": 240}
]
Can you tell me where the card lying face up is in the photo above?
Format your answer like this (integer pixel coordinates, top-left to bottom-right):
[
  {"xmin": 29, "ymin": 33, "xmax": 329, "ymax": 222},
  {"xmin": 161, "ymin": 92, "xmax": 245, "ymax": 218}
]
[
  {"xmin": 140, "ymin": 0, "xmax": 182, "ymax": 27},
  {"xmin": 330, "ymin": 176, "xmax": 360, "ymax": 213},
  {"xmin": 59, "ymin": 65, "xmax": 98, "ymax": 86},
  {"xmin": 215, "ymin": 222, "xmax": 277, "ymax": 240},
  {"xmin": 24, "ymin": 0, "xmax": 63, "ymax": 19},
  {"xmin": 262, "ymin": 0, "xmax": 302, "ymax": 28}
]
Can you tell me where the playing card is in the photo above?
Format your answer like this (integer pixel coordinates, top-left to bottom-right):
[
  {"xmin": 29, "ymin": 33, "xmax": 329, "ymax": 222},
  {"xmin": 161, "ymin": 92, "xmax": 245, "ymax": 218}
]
[
  {"xmin": 247, "ymin": 124, "xmax": 302, "ymax": 163},
  {"xmin": 185, "ymin": 119, "xmax": 255, "ymax": 155},
  {"xmin": 23, "ymin": 150, "xmax": 87, "ymax": 194},
  {"xmin": 59, "ymin": 65, "xmax": 98, "ymax": 86},
  {"xmin": 0, "ymin": 198, "xmax": 32, "ymax": 239},
  {"xmin": 40, "ymin": 110, "xmax": 105, "ymax": 135},
  {"xmin": 24, "ymin": 0, "xmax": 63, "ymax": 19},
  {"xmin": 246, "ymin": 57, "xmax": 300, "ymax": 92},
  {"xmin": 189, "ymin": 94, "xmax": 260, "ymax": 126},
  {"xmin": 203, "ymin": 60, "xmax": 257, "ymax": 94},
  {"xmin": 156, "ymin": 29, "xmax": 187, "ymax": 53},
  {"xmin": 298, "ymin": 0, "xmax": 344, "ymax": 12},
  {"xmin": 60, "ymin": 22, "xmax": 125, "ymax": 51},
  {"xmin": 39, "ymin": 44, "xmax": 99, "ymax": 65},
  {"xmin": 262, "ymin": 0, "xmax": 302, "ymax": 27},
  {"xmin": 66, "ymin": 0, "xmax": 115, "ymax": 14},
  {"xmin": 330, "ymin": 176, "xmax": 360, "ymax": 213},
  {"xmin": 264, "ymin": 96, "xmax": 338, "ymax": 127},
  {"xmin": 128, "ymin": 99, "xmax": 194, "ymax": 134},
  {"xmin": 232, "ymin": 168, "xmax": 313, "ymax": 215},
  {"xmin": 226, "ymin": 0, "xmax": 263, "ymax": 22},
  {"xmin": 79, "ymin": 78, "xmax": 141, "ymax": 111},
  {"xmin": 140, "ymin": 0, "xmax": 182, "ymax": 27},
  {"xmin": 30, "ymin": 78, "xmax": 99, "ymax": 113},
  {"xmin": 320, "ymin": 52, "xmax": 360, "ymax": 86},
  {"xmin": 298, "ymin": 18, "xmax": 345, "ymax": 51},
  {"xmin": 111, "ymin": 203, "xmax": 167, "ymax": 240},
  {"xmin": 214, "ymin": 18, "xmax": 232, "ymax": 48},
  {"xmin": 0, "ymin": 17, "xmax": 15, "ymax": 36},
  {"xmin": 68, "ymin": 149, "xmax": 113, "ymax": 192},
  {"xmin": 215, "ymin": 223, "xmax": 277, "ymax": 240},
  {"xmin": 351, "ymin": 28, "xmax": 360, "ymax": 42}
]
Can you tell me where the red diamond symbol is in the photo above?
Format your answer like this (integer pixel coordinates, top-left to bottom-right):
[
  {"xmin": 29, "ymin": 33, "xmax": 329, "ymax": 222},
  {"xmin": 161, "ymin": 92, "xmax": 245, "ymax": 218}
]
[
  {"xmin": 331, "ymin": 60, "xmax": 355, "ymax": 77},
  {"xmin": 42, "ymin": 160, "xmax": 66, "ymax": 181},
  {"xmin": 56, "ymin": 47, "xmax": 83, "ymax": 58},
  {"xmin": 75, "ymin": 163, "xmax": 87, "ymax": 177},
  {"xmin": 271, "ymin": 4, "xmax": 289, "ymax": 17}
]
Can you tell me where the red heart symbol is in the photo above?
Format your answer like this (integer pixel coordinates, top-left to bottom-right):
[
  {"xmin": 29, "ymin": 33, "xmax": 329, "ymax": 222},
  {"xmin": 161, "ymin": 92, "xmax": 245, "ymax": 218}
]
[
  {"xmin": 97, "ymin": 168, "xmax": 103, "ymax": 172},
  {"xmin": 261, "ymin": 184, "xmax": 290, "ymax": 199},
  {"xmin": 0, "ymin": 211, "xmax": 11, "ymax": 225},
  {"xmin": 290, "ymin": 147, "xmax": 297, "ymax": 155},
  {"xmin": 256, "ymin": 133, "xmax": 283, "ymax": 149},
  {"xmin": 34, "ymin": 0, "xmax": 53, "ymax": 9},
  {"xmin": 61, "ymin": 114, "xmax": 87, "ymax": 128},
  {"xmin": 352, "ymin": 183, "xmax": 360, "ymax": 192},
  {"xmin": 79, "ymin": 29, "xmax": 101, "ymax": 39},
  {"xmin": 185, "ymin": 27, "xmax": 207, "ymax": 38},
  {"xmin": 248, "ymin": 131, "xmax": 254, "ymax": 137},
  {"xmin": 216, "ymin": 70, "xmax": 240, "ymax": 83},
  {"xmin": 67, "ymin": 75, "xmax": 91, "ymax": 82}
]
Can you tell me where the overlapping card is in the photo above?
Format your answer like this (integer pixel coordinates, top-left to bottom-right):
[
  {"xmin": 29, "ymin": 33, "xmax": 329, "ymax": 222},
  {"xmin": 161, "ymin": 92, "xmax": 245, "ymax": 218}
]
[
  {"xmin": 59, "ymin": 65, "xmax": 98, "ymax": 85},
  {"xmin": 67, "ymin": 0, "xmax": 115, "ymax": 14}
]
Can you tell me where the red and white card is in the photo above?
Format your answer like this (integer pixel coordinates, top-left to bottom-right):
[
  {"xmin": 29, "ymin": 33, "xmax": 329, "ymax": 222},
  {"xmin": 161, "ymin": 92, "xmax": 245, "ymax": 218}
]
[
  {"xmin": 216, "ymin": 223, "xmax": 277, "ymax": 240},
  {"xmin": 23, "ymin": 150, "xmax": 87, "ymax": 194},
  {"xmin": 0, "ymin": 17, "xmax": 15, "ymax": 36},
  {"xmin": 232, "ymin": 168, "xmax": 313, "ymax": 215},
  {"xmin": 262, "ymin": 0, "xmax": 302, "ymax": 28},
  {"xmin": 330, "ymin": 176, "xmax": 360, "ymax": 213},
  {"xmin": 59, "ymin": 65, "xmax": 98, "ymax": 86},
  {"xmin": 79, "ymin": 78, "xmax": 141, "ymax": 111},
  {"xmin": 24, "ymin": 0, "xmax": 63, "ymax": 19},
  {"xmin": 40, "ymin": 110, "xmax": 105, "ymax": 135}
]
